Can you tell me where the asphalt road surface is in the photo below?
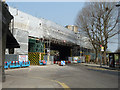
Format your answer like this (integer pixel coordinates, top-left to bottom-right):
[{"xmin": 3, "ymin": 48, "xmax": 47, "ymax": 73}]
[{"xmin": 2, "ymin": 63, "xmax": 119, "ymax": 89}]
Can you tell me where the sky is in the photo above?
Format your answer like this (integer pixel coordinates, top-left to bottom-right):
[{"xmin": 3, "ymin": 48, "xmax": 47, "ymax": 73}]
[
  {"xmin": 7, "ymin": 2, "xmax": 118, "ymax": 52},
  {"xmin": 7, "ymin": 2, "xmax": 84, "ymax": 26}
]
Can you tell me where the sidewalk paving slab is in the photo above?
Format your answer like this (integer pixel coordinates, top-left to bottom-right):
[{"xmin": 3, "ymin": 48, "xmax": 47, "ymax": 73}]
[{"xmin": 80, "ymin": 63, "xmax": 120, "ymax": 71}]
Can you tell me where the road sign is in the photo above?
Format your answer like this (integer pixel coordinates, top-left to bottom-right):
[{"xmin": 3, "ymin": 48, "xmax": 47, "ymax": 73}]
[
  {"xmin": 80, "ymin": 51, "xmax": 82, "ymax": 53},
  {"xmin": 47, "ymin": 49, "xmax": 50, "ymax": 53},
  {"xmin": 19, "ymin": 55, "xmax": 28, "ymax": 62},
  {"xmin": 101, "ymin": 46, "xmax": 104, "ymax": 51},
  {"xmin": 61, "ymin": 61, "xmax": 65, "ymax": 66}
]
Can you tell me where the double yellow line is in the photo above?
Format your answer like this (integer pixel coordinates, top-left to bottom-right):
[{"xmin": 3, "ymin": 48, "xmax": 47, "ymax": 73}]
[
  {"xmin": 52, "ymin": 80, "xmax": 71, "ymax": 90},
  {"xmin": 30, "ymin": 76, "xmax": 71, "ymax": 90}
]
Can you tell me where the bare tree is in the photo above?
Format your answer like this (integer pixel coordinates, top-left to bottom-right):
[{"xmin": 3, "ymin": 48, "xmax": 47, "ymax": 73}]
[{"xmin": 75, "ymin": 2, "xmax": 119, "ymax": 64}]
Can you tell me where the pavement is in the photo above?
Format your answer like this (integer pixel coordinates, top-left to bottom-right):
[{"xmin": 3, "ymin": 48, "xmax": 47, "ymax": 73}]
[
  {"xmin": 2, "ymin": 63, "xmax": 119, "ymax": 89},
  {"xmin": 80, "ymin": 63, "xmax": 120, "ymax": 71}
]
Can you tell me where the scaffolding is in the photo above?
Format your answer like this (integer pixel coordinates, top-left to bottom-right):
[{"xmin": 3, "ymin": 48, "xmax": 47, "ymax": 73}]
[
  {"xmin": 9, "ymin": 7, "xmax": 93, "ymax": 53},
  {"xmin": 29, "ymin": 38, "xmax": 44, "ymax": 53}
]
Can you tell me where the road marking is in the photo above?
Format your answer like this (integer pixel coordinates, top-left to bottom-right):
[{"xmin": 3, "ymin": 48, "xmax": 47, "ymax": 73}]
[
  {"xmin": 5, "ymin": 74, "xmax": 70, "ymax": 89},
  {"xmin": 29, "ymin": 76, "xmax": 71, "ymax": 89},
  {"xmin": 52, "ymin": 80, "xmax": 71, "ymax": 90}
]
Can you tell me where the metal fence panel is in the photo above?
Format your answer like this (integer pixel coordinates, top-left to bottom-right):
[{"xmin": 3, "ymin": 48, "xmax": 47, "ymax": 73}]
[{"xmin": 5, "ymin": 54, "xmax": 19, "ymax": 61}]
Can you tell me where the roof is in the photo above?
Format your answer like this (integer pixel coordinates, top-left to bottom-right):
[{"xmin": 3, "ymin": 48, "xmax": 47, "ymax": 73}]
[{"xmin": 2, "ymin": 2, "xmax": 20, "ymax": 48}]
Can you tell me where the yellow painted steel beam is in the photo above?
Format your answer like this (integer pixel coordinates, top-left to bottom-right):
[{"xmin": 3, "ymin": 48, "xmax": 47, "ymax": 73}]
[
  {"xmin": 44, "ymin": 43, "xmax": 45, "ymax": 54},
  {"xmin": 70, "ymin": 49, "xmax": 72, "ymax": 57}
]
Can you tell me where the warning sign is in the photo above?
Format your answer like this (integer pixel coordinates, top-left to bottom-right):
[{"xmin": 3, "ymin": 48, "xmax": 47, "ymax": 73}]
[
  {"xmin": 101, "ymin": 46, "xmax": 104, "ymax": 51},
  {"xmin": 19, "ymin": 55, "xmax": 28, "ymax": 61}
]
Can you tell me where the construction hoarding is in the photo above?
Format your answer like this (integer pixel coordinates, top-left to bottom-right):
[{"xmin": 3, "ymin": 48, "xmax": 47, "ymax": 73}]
[{"xmin": 28, "ymin": 52, "xmax": 45, "ymax": 65}]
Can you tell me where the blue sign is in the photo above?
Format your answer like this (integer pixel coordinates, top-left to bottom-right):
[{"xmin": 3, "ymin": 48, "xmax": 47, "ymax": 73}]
[{"xmin": 61, "ymin": 61, "xmax": 65, "ymax": 66}]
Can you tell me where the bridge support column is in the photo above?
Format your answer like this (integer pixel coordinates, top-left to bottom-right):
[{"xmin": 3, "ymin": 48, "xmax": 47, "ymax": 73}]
[
  {"xmin": 44, "ymin": 39, "xmax": 51, "ymax": 64},
  {"xmin": 70, "ymin": 49, "xmax": 72, "ymax": 57}
]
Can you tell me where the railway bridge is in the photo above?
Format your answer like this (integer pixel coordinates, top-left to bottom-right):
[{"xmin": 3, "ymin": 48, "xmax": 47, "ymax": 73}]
[{"xmin": 7, "ymin": 7, "xmax": 93, "ymax": 64}]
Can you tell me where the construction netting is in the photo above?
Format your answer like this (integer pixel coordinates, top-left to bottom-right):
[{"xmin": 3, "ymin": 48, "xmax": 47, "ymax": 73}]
[
  {"xmin": 29, "ymin": 39, "xmax": 44, "ymax": 53},
  {"xmin": 9, "ymin": 7, "xmax": 93, "ymax": 50}
]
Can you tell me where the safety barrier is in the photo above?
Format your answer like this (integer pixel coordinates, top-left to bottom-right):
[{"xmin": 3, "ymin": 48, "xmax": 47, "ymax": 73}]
[
  {"xmin": 65, "ymin": 61, "xmax": 67, "ymax": 64},
  {"xmin": 59, "ymin": 61, "xmax": 65, "ymax": 66},
  {"xmin": 56, "ymin": 61, "xmax": 58, "ymax": 64},
  {"xmin": 21, "ymin": 61, "xmax": 30, "ymax": 67},
  {"xmin": 39, "ymin": 60, "xmax": 47, "ymax": 65},
  {"xmin": 75, "ymin": 60, "xmax": 78, "ymax": 63},
  {"xmin": 54, "ymin": 61, "xmax": 59, "ymax": 64},
  {"xmin": 77, "ymin": 60, "xmax": 81, "ymax": 63},
  {"xmin": 58, "ymin": 61, "xmax": 60, "ymax": 64},
  {"xmin": 43, "ymin": 60, "xmax": 47, "ymax": 65},
  {"xmin": 4, "ymin": 61, "xmax": 9, "ymax": 69},
  {"xmin": 68, "ymin": 61, "xmax": 71, "ymax": 63},
  {"xmin": 4, "ymin": 60, "xmax": 30, "ymax": 69},
  {"xmin": 58, "ymin": 62, "xmax": 61, "ymax": 65},
  {"xmin": 39, "ymin": 60, "xmax": 43, "ymax": 65},
  {"xmin": 61, "ymin": 61, "xmax": 65, "ymax": 66},
  {"xmin": 9, "ymin": 61, "xmax": 21, "ymax": 68}
]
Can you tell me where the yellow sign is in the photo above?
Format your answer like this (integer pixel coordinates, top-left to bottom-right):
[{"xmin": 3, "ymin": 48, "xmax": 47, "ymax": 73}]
[
  {"xmin": 101, "ymin": 46, "xmax": 104, "ymax": 51},
  {"xmin": 80, "ymin": 51, "xmax": 82, "ymax": 53}
]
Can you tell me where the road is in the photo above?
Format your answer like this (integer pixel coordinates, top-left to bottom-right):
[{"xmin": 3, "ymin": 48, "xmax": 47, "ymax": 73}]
[{"xmin": 2, "ymin": 63, "xmax": 119, "ymax": 89}]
